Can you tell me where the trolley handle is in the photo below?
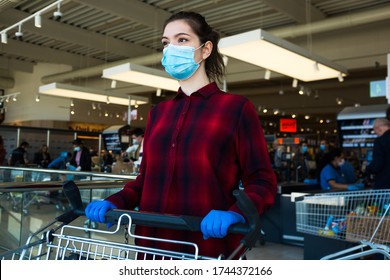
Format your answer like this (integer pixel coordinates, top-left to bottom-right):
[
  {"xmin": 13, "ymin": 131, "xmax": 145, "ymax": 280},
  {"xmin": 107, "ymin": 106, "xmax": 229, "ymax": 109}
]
[
  {"xmin": 106, "ymin": 189, "xmax": 259, "ymax": 234},
  {"xmin": 62, "ymin": 180, "xmax": 260, "ymax": 248}
]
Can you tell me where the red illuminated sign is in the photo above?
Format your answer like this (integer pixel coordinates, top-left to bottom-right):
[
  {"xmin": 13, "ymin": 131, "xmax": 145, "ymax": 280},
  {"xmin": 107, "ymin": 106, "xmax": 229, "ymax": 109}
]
[{"xmin": 280, "ymin": 118, "xmax": 297, "ymax": 133}]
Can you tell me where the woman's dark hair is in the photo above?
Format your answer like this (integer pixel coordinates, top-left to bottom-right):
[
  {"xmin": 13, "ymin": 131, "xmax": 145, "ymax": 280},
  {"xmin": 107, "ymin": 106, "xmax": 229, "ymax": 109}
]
[
  {"xmin": 163, "ymin": 11, "xmax": 225, "ymax": 84},
  {"xmin": 386, "ymin": 105, "xmax": 390, "ymax": 121}
]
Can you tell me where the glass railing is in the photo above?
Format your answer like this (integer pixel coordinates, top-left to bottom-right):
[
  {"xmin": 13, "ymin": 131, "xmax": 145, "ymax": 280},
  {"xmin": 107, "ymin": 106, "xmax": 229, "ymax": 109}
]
[
  {"xmin": 0, "ymin": 166, "xmax": 136, "ymax": 254},
  {"xmin": 0, "ymin": 166, "xmax": 137, "ymax": 183}
]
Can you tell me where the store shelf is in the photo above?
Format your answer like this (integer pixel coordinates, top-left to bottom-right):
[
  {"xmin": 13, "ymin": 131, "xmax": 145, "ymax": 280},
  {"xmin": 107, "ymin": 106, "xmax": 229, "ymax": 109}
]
[
  {"xmin": 342, "ymin": 143, "xmax": 374, "ymax": 148},
  {"xmin": 337, "ymin": 104, "xmax": 387, "ymax": 161},
  {"xmin": 342, "ymin": 134, "xmax": 376, "ymax": 139},
  {"xmin": 338, "ymin": 109, "xmax": 382, "ymax": 149},
  {"xmin": 340, "ymin": 125, "xmax": 373, "ymax": 130}
]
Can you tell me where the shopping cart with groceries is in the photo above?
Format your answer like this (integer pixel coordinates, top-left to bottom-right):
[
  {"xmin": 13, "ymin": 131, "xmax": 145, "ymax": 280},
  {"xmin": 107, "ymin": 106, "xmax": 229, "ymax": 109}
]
[
  {"xmin": 296, "ymin": 189, "xmax": 390, "ymax": 260},
  {"xmin": 0, "ymin": 181, "xmax": 261, "ymax": 260}
]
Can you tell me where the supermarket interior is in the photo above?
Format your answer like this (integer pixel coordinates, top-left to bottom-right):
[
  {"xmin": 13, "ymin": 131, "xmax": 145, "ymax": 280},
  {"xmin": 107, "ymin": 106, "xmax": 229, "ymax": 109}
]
[{"xmin": 0, "ymin": 0, "xmax": 390, "ymax": 260}]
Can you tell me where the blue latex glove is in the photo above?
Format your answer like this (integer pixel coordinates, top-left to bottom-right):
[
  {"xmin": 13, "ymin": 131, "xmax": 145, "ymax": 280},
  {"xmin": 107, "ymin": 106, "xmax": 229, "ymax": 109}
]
[
  {"xmin": 85, "ymin": 200, "xmax": 117, "ymax": 225},
  {"xmin": 200, "ymin": 210, "xmax": 245, "ymax": 240},
  {"xmin": 347, "ymin": 184, "xmax": 364, "ymax": 191},
  {"xmin": 355, "ymin": 182, "xmax": 365, "ymax": 188},
  {"xmin": 303, "ymin": 178, "xmax": 318, "ymax": 184},
  {"xmin": 66, "ymin": 163, "xmax": 77, "ymax": 171}
]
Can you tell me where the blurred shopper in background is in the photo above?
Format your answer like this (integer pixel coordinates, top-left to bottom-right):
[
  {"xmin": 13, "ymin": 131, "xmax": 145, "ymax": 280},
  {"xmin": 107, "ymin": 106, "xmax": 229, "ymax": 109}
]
[
  {"xmin": 293, "ymin": 140, "xmax": 313, "ymax": 182},
  {"xmin": 272, "ymin": 139, "xmax": 287, "ymax": 182},
  {"xmin": 320, "ymin": 148, "xmax": 363, "ymax": 191},
  {"xmin": 0, "ymin": 136, "xmax": 6, "ymax": 166},
  {"xmin": 101, "ymin": 149, "xmax": 113, "ymax": 173},
  {"xmin": 9, "ymin": 141, "xmax": 29, "ymax": 166},
  {"xmin": 315, "ymin": 139, "xmax": 331, "ymax": 182},
  {"xmin": 33, "ymin": 144, "xmax": 52, "ymax": 168},
  {"xmin": 125, "ymin": 128, "xmax": 144, "ymax": 164},
  {"xmin": 69, "ymin": 138, "xmax": 91, "ymax": 172},
  {"xmin": 48, "ymin": 151, "xmax": 72, "ymax": 181},
  {"xmin": 362, "ymin": 118, "xmax": 390, "ymax": 189},
  {"xmin": 48, "ymin": 152, "xmax": 71, "ymax": 171}
]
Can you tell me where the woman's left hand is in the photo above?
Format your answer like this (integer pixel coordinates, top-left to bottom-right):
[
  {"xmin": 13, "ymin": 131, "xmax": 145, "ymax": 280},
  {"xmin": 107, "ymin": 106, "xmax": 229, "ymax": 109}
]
[{"xmin": 200, "ymin": 210, "xmax": 245, "ymax": 240}]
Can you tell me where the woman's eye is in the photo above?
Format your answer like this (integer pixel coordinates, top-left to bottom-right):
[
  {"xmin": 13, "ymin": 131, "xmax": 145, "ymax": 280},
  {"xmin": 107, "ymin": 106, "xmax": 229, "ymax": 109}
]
[
  {"xmin": 178, "ymin": 38, "xmax": 188, "ymax": 43},
  {"xmin": 161, "ymin": 41, "xmax": 169, "ymax": 47}
]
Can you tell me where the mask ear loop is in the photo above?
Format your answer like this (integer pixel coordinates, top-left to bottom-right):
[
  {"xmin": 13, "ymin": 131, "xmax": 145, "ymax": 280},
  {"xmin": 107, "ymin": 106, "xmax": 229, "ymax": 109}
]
[
  {"xmin": 195, "ymin": 42, "xmax": 206, "ymax": 50},
  {"xmin": 195, "ymin": 42, "xmax": 208, "ymax": 64}
]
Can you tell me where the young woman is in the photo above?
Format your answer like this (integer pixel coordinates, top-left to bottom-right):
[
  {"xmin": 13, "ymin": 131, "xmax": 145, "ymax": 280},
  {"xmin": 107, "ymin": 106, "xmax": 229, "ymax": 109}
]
[
  {"xmin": 86, "ymin": 11, "xmax": 276, "ymax": 259},
  {"xmin": 33, "ymin": 144, "xmax": 52, "ymax": 168}
]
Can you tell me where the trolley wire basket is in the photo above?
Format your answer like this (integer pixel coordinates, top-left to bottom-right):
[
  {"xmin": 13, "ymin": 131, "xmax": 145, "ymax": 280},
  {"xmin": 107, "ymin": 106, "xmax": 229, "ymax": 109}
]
[
  {"xmin": 1, "ymin": 181, "xmax": 261, "ymax": 260},
  {"xmin": 296, "ymin": 189, "xmax": 390, "ymax": 259}
]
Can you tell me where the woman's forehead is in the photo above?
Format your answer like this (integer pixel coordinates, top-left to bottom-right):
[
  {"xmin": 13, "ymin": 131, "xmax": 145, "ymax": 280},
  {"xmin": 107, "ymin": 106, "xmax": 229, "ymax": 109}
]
[{"xmin": 163, "ymin": 19, "xmax": 194, "ymax": 37}]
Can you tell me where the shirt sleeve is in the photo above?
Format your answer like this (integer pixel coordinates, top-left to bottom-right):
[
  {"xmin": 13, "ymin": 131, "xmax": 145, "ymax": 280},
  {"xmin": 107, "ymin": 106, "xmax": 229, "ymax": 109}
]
[
  {"xmin": 230, "ymin": 100, "xmax": 277, "ymax": 215},
  {"xmin": 126, "ymin": 144, "xmax": 138, "ymax": 154},
  {"xmin": 320, "ymin": 165, "xmax": 336, "ymax": 188}
]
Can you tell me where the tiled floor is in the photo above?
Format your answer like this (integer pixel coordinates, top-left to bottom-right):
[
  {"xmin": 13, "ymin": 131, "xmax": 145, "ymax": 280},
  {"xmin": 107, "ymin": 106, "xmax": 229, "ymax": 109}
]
[{"xmin": 247, "ymin": 242, "xmax": 303, "ymax": 260}]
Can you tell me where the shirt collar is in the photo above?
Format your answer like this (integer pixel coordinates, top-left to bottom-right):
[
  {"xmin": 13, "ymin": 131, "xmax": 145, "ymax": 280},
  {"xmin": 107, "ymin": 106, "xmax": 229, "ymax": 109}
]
[{"xmin": 175, "ymin": 82, "xmax": 219, "ymax": 99}]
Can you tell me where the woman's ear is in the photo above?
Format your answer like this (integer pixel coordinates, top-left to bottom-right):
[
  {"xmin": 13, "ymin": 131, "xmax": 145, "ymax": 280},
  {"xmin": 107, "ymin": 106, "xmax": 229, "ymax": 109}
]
[{"xmin": 202, "ymin": 41, "xmax": 213, "ymax": 60}]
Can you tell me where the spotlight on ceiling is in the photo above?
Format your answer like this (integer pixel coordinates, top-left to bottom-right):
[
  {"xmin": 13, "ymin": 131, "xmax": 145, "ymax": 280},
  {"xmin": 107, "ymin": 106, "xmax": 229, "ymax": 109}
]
[
  {"xmin": 338, "ymin": 72, "xmax": 345, "ymax": 82},
  {"xmin": 15, "ymin": 25, "xmax": 23, "ymax": 40},
  {"xmin": 292, "ymin": 78, "xmax": 298, "ymax": 88},
  {"xmin": 1, "ymin": 32, "xmax": 7, "ymax": 44},
  {"xmin": 53, "ymin": 2, "xmax": 63, "ymax": 21},
  {"xmin": 34, "ymin": 14, "xmax": 42, "ymax": 28},
  {"xmin": 264, "ymin": 69, "xmax": 271, "ymax": 80}
]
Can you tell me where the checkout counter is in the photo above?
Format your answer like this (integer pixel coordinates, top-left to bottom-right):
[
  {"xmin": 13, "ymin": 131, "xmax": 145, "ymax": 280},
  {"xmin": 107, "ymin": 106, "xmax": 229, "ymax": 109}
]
[{"xmin": 261, "ymin": 182, "xmax": 320, "ymax": 246}]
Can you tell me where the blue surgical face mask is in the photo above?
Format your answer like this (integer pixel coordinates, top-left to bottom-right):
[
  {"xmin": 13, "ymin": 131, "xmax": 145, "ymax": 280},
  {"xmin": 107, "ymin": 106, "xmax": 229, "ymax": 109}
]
[
  {"xmin": 161, "ymin": 43, "xmax": 204, "ymax": 80},
  {"xmin": 74, "ymin": 147, "xmax": 81, "ymax": 152},
  {"xmin": 302, "ymin": 146, "xmax": 308, "ymax": 154},
  {"xmin": 320, "ymin": 144, "xmax": 326, "ymax": 151},
  {"xmin": 132, "ymin": 139, "xmax": 138, "ymax": 145}
]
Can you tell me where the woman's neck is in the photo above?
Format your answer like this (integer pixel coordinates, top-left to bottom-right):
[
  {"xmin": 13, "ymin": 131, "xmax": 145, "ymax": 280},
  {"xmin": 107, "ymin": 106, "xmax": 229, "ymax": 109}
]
[{"xmin": 179, "ymin": 68, "xmax": 210, "ymax": 96}]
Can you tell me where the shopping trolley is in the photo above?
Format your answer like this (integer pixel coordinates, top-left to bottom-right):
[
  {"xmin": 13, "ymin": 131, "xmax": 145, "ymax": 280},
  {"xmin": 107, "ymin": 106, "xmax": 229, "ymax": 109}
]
[
  {"xmin": 0, "ymin": 181, "xmax": 261, "ymax": 260},
  {"xmin": 296, "ymin": 189, "xmax": 390, "ymax": 260}
]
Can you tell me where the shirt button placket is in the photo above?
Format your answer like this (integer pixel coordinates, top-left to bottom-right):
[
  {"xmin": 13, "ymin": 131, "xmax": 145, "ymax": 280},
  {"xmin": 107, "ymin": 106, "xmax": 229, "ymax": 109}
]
[
  {"xmin": 171, "ymin": 98, "xmax": 190, "ymax": 149},
  {"xmin": 163, "ymin": 97, "xmax": 191, "ymax": 212}
]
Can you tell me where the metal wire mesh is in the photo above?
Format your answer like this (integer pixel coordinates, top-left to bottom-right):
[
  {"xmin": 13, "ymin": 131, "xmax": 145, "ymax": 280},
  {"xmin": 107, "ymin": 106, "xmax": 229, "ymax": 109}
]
[
  {"xmin": 0, "ymin": 234, "xmax": 50, "ymax": 260},
  {"xmin": 1, "ymin": 213, "xmax": 221, "ymax": 260},
  {"xmin": 296, "ymin": 189, "xmax": 390, "ymax": 244}
]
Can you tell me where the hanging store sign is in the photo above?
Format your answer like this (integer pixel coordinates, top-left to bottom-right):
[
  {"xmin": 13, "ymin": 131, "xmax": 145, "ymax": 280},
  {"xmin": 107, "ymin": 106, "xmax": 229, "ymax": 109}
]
[{"xmin": 280, "ymin": 118, "xmax": 297, "ymax": 133}]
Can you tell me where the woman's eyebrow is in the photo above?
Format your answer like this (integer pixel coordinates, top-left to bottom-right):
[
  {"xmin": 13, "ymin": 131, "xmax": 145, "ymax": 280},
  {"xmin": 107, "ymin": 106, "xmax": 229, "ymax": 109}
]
[{"xmin": 161, "ymin": 32, "xmax": 191, "ymax": 40}]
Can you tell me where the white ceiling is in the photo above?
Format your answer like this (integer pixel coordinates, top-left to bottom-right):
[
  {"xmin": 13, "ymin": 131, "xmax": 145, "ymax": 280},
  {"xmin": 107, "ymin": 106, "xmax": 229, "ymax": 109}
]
[{"xmin": 0, "ymin": 0, "xmax": 389, "ymax": 130}]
